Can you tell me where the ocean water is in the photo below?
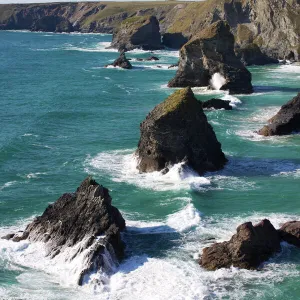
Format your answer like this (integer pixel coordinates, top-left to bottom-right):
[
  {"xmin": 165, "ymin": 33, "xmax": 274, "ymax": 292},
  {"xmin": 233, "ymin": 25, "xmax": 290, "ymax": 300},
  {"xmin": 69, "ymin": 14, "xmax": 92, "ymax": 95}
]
[{"xmin": 1, "ymin": 31, "xmax": 300, "ymax": 300}]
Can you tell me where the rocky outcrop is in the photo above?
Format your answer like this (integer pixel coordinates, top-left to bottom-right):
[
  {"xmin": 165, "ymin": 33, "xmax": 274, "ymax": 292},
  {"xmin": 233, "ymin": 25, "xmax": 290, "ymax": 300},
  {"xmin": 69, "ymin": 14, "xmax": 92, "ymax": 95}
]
[
  {"xmin": 2, "ymin": 177, "xmax": 126, "ymax": 285},
  {"xmin": 202, "ymin": 99, "xmax": 232, "ymax": 110},
  {"xmin": 136, "ymin": 87, "xmax": 227, "ymax": 174},
  {"xmin": 258, "ymin": 92, "xmax": 300, "ymax": 136},
  {"xmin": 105, "ymin": 52, "xmax": 132, "ymax": 69},
  {"xmin": 279, "ymin": 221, "xmax": 300, "ymax": 247},
  {"xmin": 31, "ymin": 16, "xmax": 73, "ymax": 32},
  {"xmin": 235, "ymin": 44, "xmax": 278, "ymax": 66},
  {"xmin": 110, "ymin": 15, "xmax": 163, "ymax": 52},
  {"xmin": 168, "ymin": 21, "xmax": 253, "ymax": 94},
  {"xmin": 200, "ymin": 219, "xmax": 281, "ymax": 270},
  {"xmin": 136, "ymin": 56, "xmax": 159, "ymax": 61}
]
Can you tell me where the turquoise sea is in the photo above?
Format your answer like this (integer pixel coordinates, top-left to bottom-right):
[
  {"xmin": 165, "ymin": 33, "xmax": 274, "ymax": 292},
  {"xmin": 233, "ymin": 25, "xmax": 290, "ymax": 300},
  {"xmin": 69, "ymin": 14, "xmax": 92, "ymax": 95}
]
[{"xmin": 1, "ymin": 31, "xmax": 300, "ymax": 300}]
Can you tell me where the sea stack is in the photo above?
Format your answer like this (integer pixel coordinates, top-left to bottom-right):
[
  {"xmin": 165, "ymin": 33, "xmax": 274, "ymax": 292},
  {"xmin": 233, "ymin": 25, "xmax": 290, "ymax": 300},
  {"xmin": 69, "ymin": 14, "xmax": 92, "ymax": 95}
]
[
  {"xmin": 136, "ymin": 87, "xmax": 227, "ymax": 174},
  {"xmin": 168, "ymin": 21, "xmax": 253, "ymax": 94},
  {"xmin": 258, "ymin": 92, "xmax": 300, "ymax": 136},
  {"xmin": 2, "ymin": 177, "xmax": 126, "ymax": 285},
  {"xmin": 110, "ymin": 15, "xmax": 163, "ymax": 52},
  {"xmin": 106, "ymin": 52, "xmax": 132, "ymax": 69},
  {"xmin": 200, "ymin": 219, "xmax": 281, "ymax": 270}
]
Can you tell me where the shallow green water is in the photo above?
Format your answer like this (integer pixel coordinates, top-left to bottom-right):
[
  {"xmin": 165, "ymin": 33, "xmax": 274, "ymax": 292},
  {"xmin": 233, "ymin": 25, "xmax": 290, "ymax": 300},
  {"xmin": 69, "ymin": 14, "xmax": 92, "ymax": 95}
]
[{"xmin": 1, "ymin": 31, "xmax": 300, "ymax": 300}]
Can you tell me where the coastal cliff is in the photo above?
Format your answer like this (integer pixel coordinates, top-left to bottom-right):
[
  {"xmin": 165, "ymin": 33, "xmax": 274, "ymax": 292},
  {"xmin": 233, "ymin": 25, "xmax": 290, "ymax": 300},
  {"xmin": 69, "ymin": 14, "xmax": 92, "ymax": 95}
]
[{"xmin": 0, "ymin": 0, "xmax": 299, "ymax": 60}]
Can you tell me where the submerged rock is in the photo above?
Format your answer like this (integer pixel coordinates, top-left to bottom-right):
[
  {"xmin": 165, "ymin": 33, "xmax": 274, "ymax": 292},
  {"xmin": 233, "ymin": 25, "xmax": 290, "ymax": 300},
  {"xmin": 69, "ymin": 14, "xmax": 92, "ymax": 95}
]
[
  {"xmin": 136, "ymin": 56, "xmax": 159, "ymax": 62},
  {"xmin": 258, "ymin": 92, "xmax": 300, "ymax": 136},
  {"xmin": 202, "ymin": 98, "xmax": 232, "ymax": 110},
  {"xmin": 106, "ymin": 52, "xmax": 132, "ymax": 69},
  {"xmin": 235, "ymin": 44, "xmax": 278, "ymax": 66},
  {"xmin": 110, "ymin": 15, "xmax": 163, "ymax": 52},
  {"xmin": 168, "ymin": 21, "xmax": 253, "ymax": 94},
  {"xmin": 2, "ymin": 177, "xmax": 126, "ymax": 285},
  {"xmin": 279, "ymin": 221, "xmax": 300, "ymax": 247},
  {"xmin": 200, "ymin": 219, "xmax": 281, "ymax": 270},
  {"xmin": 136, "ymin": 87, "xmax": 227, "ymax": 174}
]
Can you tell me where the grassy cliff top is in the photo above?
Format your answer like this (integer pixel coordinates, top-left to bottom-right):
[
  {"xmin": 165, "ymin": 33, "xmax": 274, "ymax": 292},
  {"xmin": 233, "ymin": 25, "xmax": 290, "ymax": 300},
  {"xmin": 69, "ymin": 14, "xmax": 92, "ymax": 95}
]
[{"xmin": 156, "ymin": 87, "xmax": 198, "ymax": 116}]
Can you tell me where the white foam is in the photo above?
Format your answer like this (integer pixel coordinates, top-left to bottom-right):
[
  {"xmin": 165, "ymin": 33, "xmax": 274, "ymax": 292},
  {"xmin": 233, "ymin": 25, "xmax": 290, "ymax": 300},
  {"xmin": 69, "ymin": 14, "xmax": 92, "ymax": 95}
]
[
  {"xmin": 64, "ymin": 42, "xmax": 118, "ymax": 53},
  {"xmin": 0, "ymin": 181, "xmax": 18, "ymax": 191},
  {"xmin": 26, "ymin": 172, "xmax": 47, "ymax": 179},
  {"xmin": 209, "ymin": 73, "xmax": 226, "ymax": 90},
  {"xmin": 220, "ymin": 94, "xmax": 241, "ymax": 107},
  {"xmin": 84, "ymin": 150, "xmax": 210, "ymax": 192}
]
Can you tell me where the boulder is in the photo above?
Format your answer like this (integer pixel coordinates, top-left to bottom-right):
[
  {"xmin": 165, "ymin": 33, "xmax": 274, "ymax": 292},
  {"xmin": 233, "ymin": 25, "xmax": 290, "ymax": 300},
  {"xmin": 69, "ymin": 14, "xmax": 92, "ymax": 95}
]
[
  {"xmin": 200, "ymin": 219, "xmax": 281, "ymax": 270},
  {"xmin": 106, "ymin": 52, "xmax": 132, "ymax": 69},
  {"xmin": 235, "ymin": 44, "xmax": 278, "ymax": 66},
  {"xmin": 258, "ymin": 92, "xmax": 300, "ymax": 136},
  {"xmin": 110, "ymin": 15, "xmax": 163, "ymax": 52},
  {"xmin": 202, "ymin": 98, "xmax": 232, "ymax": 110},
  {"xmin": 136, "ymin": 87, "xmax": 227, "ymax": 174},
  {"xmin": 168, "ymin": 21, "xmax": 253, "ymax": 95},
  {"xmin": 278, "ymin": 221, "xmax": 300, "ymax": 247},
  {"xmin": 2, "ymin": 177, "xmax": 126, "ymax": 285}
]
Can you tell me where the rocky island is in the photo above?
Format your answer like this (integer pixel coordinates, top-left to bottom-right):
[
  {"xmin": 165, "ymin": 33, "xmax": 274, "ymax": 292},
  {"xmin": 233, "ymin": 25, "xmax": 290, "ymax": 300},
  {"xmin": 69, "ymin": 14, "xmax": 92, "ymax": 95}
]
[
  {"xmin": 2, "ymin": 177, "xmax": 126, "ymax": 286},
  {"xmin": 168, "ymin": 21, "xmax": 253, "ymax": 94},
  {"xmin": 258, "ymin": 92, "xmax": 300, "ymax": 136},
  {"xmin": 136, "ymin": 87, "xmax": 227, "ymax": 174}
]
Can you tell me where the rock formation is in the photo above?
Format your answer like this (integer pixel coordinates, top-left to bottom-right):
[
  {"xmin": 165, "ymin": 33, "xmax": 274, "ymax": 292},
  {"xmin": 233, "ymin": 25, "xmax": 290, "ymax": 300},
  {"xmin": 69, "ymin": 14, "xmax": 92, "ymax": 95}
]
[
  {"xmin": 279, "ymin": 221, "xmax": 300, "ymax": 247},
  {"xmin": 200, "ymin": 219, "xmax": 281, "ymax": 270},
  {"xmin": 2, "ymin": 177, "xmax": 126, "ymax": 285},
  {"xmin": 136, "ymin": 87, "xmax": 227, "ymax": 174},
  {"xmin": 235, "ymin": 44, "xmax": 278, "ymax": 66},
  {"xmin": 110, "ymin": 15, "xmax": 163, "ymax": 52},
  {"xmin": 258, "ymin": 92, "xmax": 300, "ymax": 136},
  {"xmin": 168, "ymin": 21, "xmax": 253, "ymax": 94},
  {"xmin": 162, "ymin": 32, "xmax": 188, "ymax": 49},
  {"xmin": 105, "ymin": 52, "xmax": 132, "ymax": 69},
  {"xmin": 202, "ymin": 99, "xmax": 232, "ymax": 110},
  {"xmin": 31, "ymin": 16, "xmax": 74, "ymax": 33}
]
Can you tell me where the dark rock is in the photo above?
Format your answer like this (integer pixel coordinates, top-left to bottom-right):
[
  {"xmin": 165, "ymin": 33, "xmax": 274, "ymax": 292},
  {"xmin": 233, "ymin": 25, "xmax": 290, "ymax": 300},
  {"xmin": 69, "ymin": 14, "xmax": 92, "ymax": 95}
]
[
  {"xmin": 168, "ymin": 21, "xmax": 253, "ymax": 95},
  {"xmin": 3, "ymin": 177, "xmax": 126, "ymax": 285},
  {"xmin": 110, "ymin": 15, "xmax": 163, "ymax": 52},
  {"xmin": 162, "ymin": 32, "xmax": 188, "ymax": 49},
  {"xmin": 202, "ymin": 99, "xmax": 232, "ymax": 110},
  {"xmin": 285, "ymin": 51, "xmax": 296, "ymax": 62},
  {"xmin": 200, "ymin": 219, "xmax": 281, "ymax": 270},
  {"xmin": 31, "ymin": 16, "xmax": 73, "ymax": 33},
  {"xmin": 258, "ymin": 92, "xmax": 300, "ymax": 136},
  {"xmin": 146, "ymin": 56, "xmax": 159, "ymax": 61},
  {"xmin": 106, "ymin": 52, "xmax": 132, "ymax": 69},
  {"xmin": 235, "ymin": 44, "xmax": 278, "ymax": 66},
  {"xmin": 168, "ymin": 62, "xmax": 179, "ymax": 69},
  {"xmin": 1, "ymin": 233, "xmax": 15, "ymax": 240},
  {"xmin": 136, "ymin": 87, "xmax": 227, "ymax": 174},
  {"xmin": 279, "ymin": 221, "xmax": 300, "ymax": 247}
]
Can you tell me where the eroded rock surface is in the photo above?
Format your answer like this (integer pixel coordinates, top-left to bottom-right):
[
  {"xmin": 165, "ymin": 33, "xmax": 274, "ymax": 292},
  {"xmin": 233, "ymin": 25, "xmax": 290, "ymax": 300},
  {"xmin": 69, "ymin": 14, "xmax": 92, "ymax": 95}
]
[
  {"xmin": 279, "ymin": 221, "xmax": 300, "ymax": 247},
  {"xmin": 2, "ymin": 177, "xmax": 126, "ymax": 285},
  {"xmin": 110, "ymin": 15, "xmax": 163, "ymax": 52},
  {"xmin": 200, "ymin": 219, "xmax": 281, "ymax": 270},
  {"xmin": 258, "ymin": 92, "xmax": 300, "ymax": 136},
  {"xmin": 168, "ymin": 21, "xmax": 253, "ymax": 94},
  {"xmin": 202, "ymin": 98, "xmax": 232, "ymax": 110},
  {"xmin": 105, "ymin": 52, "xmax": 132, "ymax": 69},
  {"xmin": 136, "ymin": 87, "xmax": 227, "ymax": 174}
]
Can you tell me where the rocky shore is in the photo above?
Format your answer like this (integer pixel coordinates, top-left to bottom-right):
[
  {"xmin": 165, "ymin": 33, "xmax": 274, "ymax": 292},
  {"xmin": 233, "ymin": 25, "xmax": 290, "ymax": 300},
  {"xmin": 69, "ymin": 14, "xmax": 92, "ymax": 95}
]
[{"xmin": 2, "ymin": 177, "xmax": 126, "ymax": 285}]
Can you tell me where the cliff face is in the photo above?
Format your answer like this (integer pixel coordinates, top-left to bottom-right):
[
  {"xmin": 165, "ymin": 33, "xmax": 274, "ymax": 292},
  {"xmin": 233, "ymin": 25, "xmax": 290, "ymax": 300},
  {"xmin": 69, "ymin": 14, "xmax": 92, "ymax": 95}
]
[{"xmin": 0, "ymin": 0, "xmax": 299, "ymax": 60}]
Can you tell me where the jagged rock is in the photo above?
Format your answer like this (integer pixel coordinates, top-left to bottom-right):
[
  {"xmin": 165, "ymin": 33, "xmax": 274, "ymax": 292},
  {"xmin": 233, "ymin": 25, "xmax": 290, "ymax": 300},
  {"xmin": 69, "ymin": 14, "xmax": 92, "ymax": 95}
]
[
  {"xmin": 258, "ymin": 92, "xmax": 300, "ymax": 136},
  {"xmin": 279, "ymin": 221, "xmax": 300, "ymax": 247},
  {"xmin": 2, "ymin": 177, "xmax": 126, "ymax": 286},
  {"xmin": 168, "ymin": 21, "xmax": 253, "ymax": 94},
  {"xmin": 110, "ymin": 15, "xmax": 163, "ymax": 52},
  {"xmin": 162, "ymin": 32, "xmax": 188, "ymax": 49},
  {"xmin": 136, "ymin": 87, "xmax": 227, "ymax": 174},
  {"xmin": 200, "ymin": 219, "xmax": 281, "ymax": 270},
  {"xmin": 168, "ymin": 62, "xmax": 179, "ymax": 69},
  {"xmin": 105, "ymin": 52, "xmax": 132, "ymax": 69},
  {"xmin": 136, "ymin": 56, "xmax": 159, "ymax": 62},
  {"xmin": 31, "ymin": 16, "xmax": 73, "ymax": 33},
  {"xmin": 235, "ymin": 44, "xmax": 278, "ymax": 66},
  {"xmin": 202, "ymin": 99, "xmax": 232, "ymax": 110},
  {"xmin": 285, "ymin": 51, "xmax": 296, "ymax": 62}
]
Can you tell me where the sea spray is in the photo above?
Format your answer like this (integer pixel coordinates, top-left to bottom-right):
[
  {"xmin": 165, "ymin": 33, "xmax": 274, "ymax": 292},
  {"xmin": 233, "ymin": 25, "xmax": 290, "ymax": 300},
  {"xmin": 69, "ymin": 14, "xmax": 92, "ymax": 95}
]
[{"xmin": 209, "ymin": 73, "xmax": 226, "ymax": 90}]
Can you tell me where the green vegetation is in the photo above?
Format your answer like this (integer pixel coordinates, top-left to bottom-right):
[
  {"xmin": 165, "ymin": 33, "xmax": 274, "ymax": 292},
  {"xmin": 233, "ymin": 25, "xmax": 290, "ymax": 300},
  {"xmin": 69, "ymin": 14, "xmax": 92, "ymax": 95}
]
[{"xmin": 159, "ymin": 87, "xmax": 194, "ymax": 116}]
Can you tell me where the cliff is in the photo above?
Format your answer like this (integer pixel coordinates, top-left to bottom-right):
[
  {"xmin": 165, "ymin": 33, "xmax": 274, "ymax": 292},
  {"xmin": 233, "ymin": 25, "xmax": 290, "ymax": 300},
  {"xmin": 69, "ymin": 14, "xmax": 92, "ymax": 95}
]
[{"xmin": 0, "ymin": 0, "xmax": 299, "ymax": 60}]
